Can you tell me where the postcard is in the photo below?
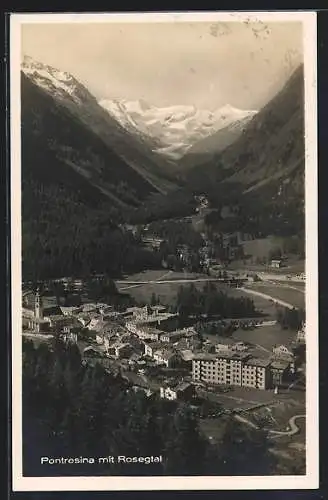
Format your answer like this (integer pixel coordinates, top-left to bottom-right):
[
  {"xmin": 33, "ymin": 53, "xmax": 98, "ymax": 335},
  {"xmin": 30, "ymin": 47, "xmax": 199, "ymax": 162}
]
[{"xmin": 10, "ymin": 10, "xmax": 318, "ymax": 491}]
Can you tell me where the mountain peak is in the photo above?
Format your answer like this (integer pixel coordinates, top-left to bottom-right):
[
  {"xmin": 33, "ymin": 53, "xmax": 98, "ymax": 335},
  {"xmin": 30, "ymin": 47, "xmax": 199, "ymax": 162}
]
[{"xmin": 100, "ymin": 98, "xmax": 258, "ymax": 160}]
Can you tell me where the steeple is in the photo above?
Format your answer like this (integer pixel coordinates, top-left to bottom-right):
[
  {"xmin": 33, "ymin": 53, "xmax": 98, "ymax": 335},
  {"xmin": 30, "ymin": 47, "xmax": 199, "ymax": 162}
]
[{"xmin": 35, "ymin": 287, "xmax": 43, "ymax": 320}]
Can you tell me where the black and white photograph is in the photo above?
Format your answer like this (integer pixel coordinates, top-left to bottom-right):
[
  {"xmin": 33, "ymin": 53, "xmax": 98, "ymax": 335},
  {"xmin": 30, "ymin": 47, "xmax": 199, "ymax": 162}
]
[{"xmin": 10, "ymin": 11, "xmax": 318, "ymax": 491}]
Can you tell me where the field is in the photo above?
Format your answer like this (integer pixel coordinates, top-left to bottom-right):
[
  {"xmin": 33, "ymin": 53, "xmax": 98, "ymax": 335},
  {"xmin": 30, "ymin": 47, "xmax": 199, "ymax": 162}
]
[
  {"xmin": 242, "ymin": 236, "xmax": 285, "ymax": 259},
  {"xmin": 228, "ymin": 287, "xmax": 279, "ymax": 318},
  {"xmin": 232, "ymin": 324, "xmax": 296, "ymax": 351},
  {"xmin": 116, "ymin": 269, "xmax": 229, "ymax": 306},
  {"xmin": 248, "ymin": 283, "xmax": 305, "ymax": 309}
]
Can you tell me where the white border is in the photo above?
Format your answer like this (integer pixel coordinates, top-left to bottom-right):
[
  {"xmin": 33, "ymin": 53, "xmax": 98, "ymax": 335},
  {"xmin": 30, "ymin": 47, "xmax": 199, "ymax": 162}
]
[{"xmin": 10, "ymin": 11, "xmax": 318, "ymax": 491}]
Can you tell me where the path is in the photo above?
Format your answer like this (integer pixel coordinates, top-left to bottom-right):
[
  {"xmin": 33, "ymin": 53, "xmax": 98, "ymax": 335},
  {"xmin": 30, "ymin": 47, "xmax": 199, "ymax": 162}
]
[
  {"xmin": 232, "ymin": 413, "xmax": 305, "ymax": 438},
  {"xmin": 239, "ymin": 287, "xmax": 296, "ymax": 310},
  {"xmin": 118, "ymin": 270, "xmax": 174, "ymax": 291},
  {"xmin": 269, "ymin": 414, "xmax": 305, "ymax": 437}
]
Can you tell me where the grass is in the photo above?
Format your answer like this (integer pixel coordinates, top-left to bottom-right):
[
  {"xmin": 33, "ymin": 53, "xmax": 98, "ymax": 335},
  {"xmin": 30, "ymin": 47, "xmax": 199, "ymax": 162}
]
[
  {"xmin": 249, "ymin": 284, "xmax": 305, "ymax": 309},
  {"xmin": 242, "ymin": 236, "xmax": 285, "ymax": 259},
  {"xmin": 232, "ymin": 324, "xmax": 297, "ymax": 351},
  {"xmin": 228, "ymin": 288, "xmax": 279, "ymax": 318}
]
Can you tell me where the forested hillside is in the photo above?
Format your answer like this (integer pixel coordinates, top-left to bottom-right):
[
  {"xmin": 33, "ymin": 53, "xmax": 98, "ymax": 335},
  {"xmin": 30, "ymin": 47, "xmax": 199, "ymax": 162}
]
[{"xmin": 23, "ymin": 338, "xmax": 278, "ymax": 477}]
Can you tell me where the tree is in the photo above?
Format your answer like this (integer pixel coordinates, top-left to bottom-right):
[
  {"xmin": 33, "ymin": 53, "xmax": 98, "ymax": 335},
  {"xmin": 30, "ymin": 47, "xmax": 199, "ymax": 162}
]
[
  {"xmin": 218, "ymin": 418, "xmax": 276, "ymax": 475},
  {"xmin": 150, "ymin": 292, "xmax": 158, "ymax": 306},
  {"xmin": 163, "ymin": 405, "xmax": 208, "ymax": 475}
]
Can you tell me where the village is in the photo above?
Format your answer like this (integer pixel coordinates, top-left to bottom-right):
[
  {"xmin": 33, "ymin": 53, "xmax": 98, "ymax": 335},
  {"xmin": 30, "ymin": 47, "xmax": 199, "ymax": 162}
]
[{"xmin": 22, "ymin": 283, "xmax": 306, "ymax": 414}]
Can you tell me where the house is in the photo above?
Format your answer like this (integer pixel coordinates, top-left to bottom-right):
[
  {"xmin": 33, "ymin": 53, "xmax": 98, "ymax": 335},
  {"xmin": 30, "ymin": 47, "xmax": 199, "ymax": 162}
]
[
  {"xmin": 160, "ymin": 382, "xmax": 195, "ymax": 401},
  {"xmin": 151, "ymin": 305, "xmax": 167, "ymax": 314},
  {"xmin": 82, "ymin": 303, "xmax": 99, "ymax": 313},
  {"xmin": 232, "ymin": 341, "xmax": 249, "ymax": 352},
  {"xmin": 142, "ymin": 236, "xmax": 164, "ymax": 250},
  {"xmin": 61, "ymin": 331, "xmax": 78, "ymax": 344},
  {"xmin": 76, "ymin": 314, "xmax": 91, "ymax": 327},
  {"xmin": 270, "ymin": 259, "xmax": 283, "ymax": 269},
  {"xmin": 107, "ymin": 342, "xmax": 133, "ymax": 359},
  {"xmin": 272, "ymin": 344, "xmax": 294, "ymax": 358},
  {"xmin": 215, "ymin": 337, "xmax": 234, "ymax": 353},
  {"xmin": 174, "ymin": 337, "xmax": 202, "ymax": 352},
  {"xmin": 153, "ymin": 348, "xmax": 179, "ymax": 368},
  {"xmin": 297, "ymin": 323, "xmax": 306, "ymax": 343},
  {"xmin": 271, "ymin": 345, "xmax": 295, "ymax": 373},
  {"xmin": 178, "ymin": 350, "xmax": 194, "ymax": 369},
  {"xmin": 47, "ymin": 315, "xmax": 80, "ymax": 333},
  {"xmin": 125, "ymin": 322, "xmax": 162, "ymax": 341},
  {"xmin": 270, "ymin": 360, "xmax": 290, "ymax": 387},
  {"xmin": 144, "ymin": 341, "xmax": 165, "ymax": 357},
  {"xmin": 159, "ymin": 331, "xmax": 185, "ymax": 343},
  {"xmin": 60, "ymin": 306, "xmax": 82, "ymax": 316},
  {"xmin": 87, "ymin": 317, "xmax": 103, "ymax": 331}
]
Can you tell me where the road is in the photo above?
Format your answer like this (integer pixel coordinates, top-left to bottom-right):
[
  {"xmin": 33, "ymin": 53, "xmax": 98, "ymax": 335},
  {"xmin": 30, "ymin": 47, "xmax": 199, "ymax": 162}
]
[
  {"xmin": 269, "ymin": 414, "xmax": 305, "ymax": 437},
  {"xmin": 232, "ymin": 412, "xmax": 305, "ymax": 437}
]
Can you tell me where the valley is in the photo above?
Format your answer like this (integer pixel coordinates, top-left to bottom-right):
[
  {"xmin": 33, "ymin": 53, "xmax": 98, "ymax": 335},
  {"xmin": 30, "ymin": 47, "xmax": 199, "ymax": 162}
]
[{"xmin": 20, "ymin": 33, "xmax": 307, "ymax": 479}]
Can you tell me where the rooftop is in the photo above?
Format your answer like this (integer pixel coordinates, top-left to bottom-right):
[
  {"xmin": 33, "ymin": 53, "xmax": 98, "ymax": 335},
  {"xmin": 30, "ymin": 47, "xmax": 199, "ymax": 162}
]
[
  {"xmin": 270, "ymin": 360, "xmax": 290, "ymax": 370},
  {"xmin": 244, "ymin": 357, "xmax": 271, "ymax": 368},
  {"xmin": 154, "ymin": 348, "xmax": 176, "ymax": 360}
]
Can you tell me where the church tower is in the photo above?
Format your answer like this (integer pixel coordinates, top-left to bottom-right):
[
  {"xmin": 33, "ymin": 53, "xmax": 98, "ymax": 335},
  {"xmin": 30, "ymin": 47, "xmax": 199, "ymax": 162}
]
[{"xmin": 35, "ymin": 288, "xmax": 43, "ymax": 320}]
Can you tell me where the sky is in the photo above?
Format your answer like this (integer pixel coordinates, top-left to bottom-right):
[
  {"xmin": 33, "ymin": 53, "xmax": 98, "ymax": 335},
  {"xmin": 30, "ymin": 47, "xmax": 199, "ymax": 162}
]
[{"xmin": 21, "ymin": 20, "xmax": 303, "ymax": 111}]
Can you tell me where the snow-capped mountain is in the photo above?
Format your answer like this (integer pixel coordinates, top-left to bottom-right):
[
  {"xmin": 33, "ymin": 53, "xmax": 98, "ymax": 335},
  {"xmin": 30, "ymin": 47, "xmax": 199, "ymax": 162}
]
[
  {"xmin": 100, "ymin": 98, "xmax": 257, "ymax": 160},
  {"xmin": 21, "ymin": 55, "xmax": 177, "ymax": 194},
  {"xmin": 22, "ymin": 55, "xmax": 94, "ymax": 106}
]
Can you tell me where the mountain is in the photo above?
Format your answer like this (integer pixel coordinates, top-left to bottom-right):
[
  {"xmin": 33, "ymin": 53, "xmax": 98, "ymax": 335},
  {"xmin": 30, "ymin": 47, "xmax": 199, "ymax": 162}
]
[
  {"xmin": 21, "ymin": 56, "xmax": 177, "ymax": 195},
  {"xmin": 186, "ymin": 65, "xmax": 305, "ymax": 237},
  {"xmin": 188, "ymin": 65, "xmax": 304, "ymax": 191},
  {"xmin": 99, "ymin": 99, "xmax": 256, "ymax": 162},
  {"xmin": 179, "ymin": 112, "xmax": 256, "ymax": 170},
  {"xmin": 21, "ymin": 57, "xmax": 171, "ymax": 280}
]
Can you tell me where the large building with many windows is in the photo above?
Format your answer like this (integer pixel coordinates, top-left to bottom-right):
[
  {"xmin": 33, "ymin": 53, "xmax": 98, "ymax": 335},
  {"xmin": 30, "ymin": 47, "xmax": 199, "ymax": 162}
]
[{"xmin": 192, "ymin": 351, "xmax": 279, "ymax": 390}]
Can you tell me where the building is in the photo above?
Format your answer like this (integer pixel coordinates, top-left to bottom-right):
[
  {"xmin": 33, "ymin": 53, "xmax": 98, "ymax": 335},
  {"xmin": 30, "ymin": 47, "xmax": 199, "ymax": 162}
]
[
  {"xmin": 160, "ymin": 382, "xmax": 195, "ymax": 401},
  {"xmin": 60, "ymin": 306, "xmax": 82, "ymax": 316},
  {"xmin": 144, "ymin": 341, "xmax": 165, "ymax": 357},
  {"xmin": 178, "ymin": 349, "xmax": 194, "ymax": 369},
  {"xmin": 125, "ymin": 322, "xmax": 162, "ymax": 341},
  {"xmin": 153, "ymin": 348, "xmax": 179, "ymax": 368},
  {"xmin": 270, "ymin": 360, "xmax": 290, "ymax": 387},
  {"xmin": 22, "ymin": 289, "xmax": 51, "ymax": 333},
  {"xmin": 297, "ymin": 322, "xmax": 306, "ymax": 343},
  {"xmin": 215, "ymin": 337, "xmax": 234, "ymax": 353},
  {"xmin": 159, "ymin": 331, "xmax": 185, "ymax": 343},
  {"xmin": 271, "ymin": 345, "xmax": 295, "ymax": 374},
  {"xmin": 141, "ymin": 235, "xmax": 164, "ymax": 250},
  {"xmin": 270, "ymin": 259, "xmax": 282, "ymax": 269},
  {"xmin": 107, "ymin": 341, "xmax": 133, "ymax": 359},
  {"xmin": 61, "ymin": 331, "xmax": 78, "ymax": 344},
  {"xmin": 242, "ymin": 358, "xmax": 271, "ymax": 390},
  {"xmin": 192, "ymin": 351, "xmax": 272, "ymax": 390}
]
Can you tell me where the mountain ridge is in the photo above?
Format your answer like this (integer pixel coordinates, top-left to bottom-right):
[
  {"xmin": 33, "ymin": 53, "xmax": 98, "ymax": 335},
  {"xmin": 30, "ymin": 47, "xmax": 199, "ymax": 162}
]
[
  {"xmin": 100, "ymin": 97, "xmax": 257, "ymax": 161},
  {"xmin": 22, "ymin": 55, "xmax": 177, "ymax": 194}
]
